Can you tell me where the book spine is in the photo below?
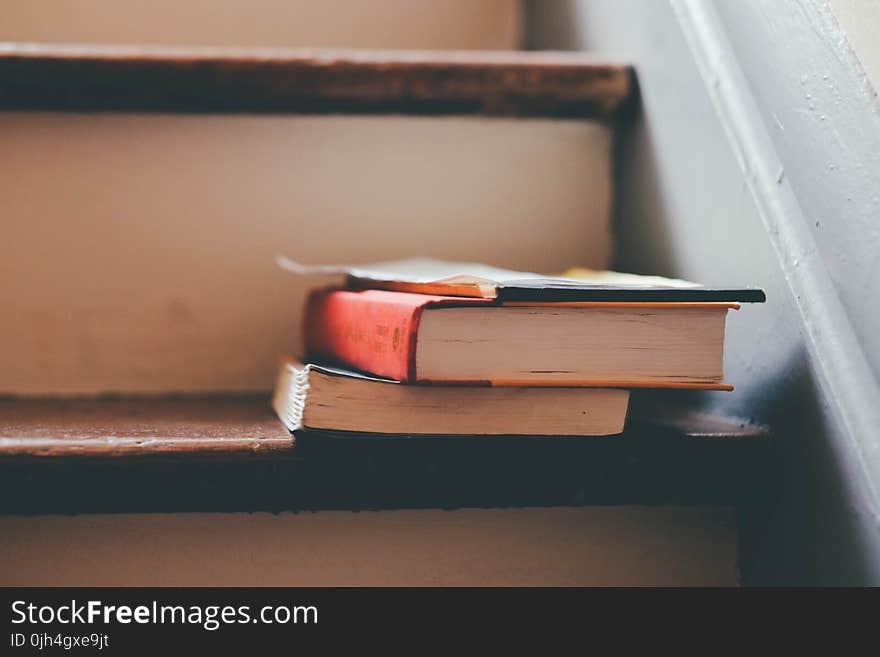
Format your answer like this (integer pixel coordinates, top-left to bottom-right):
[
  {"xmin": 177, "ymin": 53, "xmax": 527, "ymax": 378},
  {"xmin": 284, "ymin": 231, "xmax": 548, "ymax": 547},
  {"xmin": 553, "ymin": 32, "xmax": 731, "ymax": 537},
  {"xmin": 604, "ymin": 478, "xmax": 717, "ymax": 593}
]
[
  {"xmin": 272, "ymin": 360, "xmax": 311, "ymax": 432},
  {"xmin": 304, "ymin": 289, "xmax": 422, "ymax": 382}
]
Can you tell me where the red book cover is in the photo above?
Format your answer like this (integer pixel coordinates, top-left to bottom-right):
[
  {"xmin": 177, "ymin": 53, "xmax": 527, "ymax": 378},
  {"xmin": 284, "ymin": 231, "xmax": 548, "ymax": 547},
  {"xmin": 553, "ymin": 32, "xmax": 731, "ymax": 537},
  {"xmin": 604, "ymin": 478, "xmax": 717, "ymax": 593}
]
[{"xmin": 304, "ymin": 289, "xmax": 491, "ymax": 382}]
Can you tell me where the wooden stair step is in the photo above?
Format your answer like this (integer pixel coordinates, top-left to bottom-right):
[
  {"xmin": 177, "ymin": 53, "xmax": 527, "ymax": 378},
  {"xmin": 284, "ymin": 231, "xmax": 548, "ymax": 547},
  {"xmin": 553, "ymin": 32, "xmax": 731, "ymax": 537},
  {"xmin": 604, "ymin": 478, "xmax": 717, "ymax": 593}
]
[
  {"xmin": 0, "ymin": 43, "xmax": 634, "ymax": 118},
  {"xmin": 0, "ymin": 395, "xmax": 769, "ymax": 513}
]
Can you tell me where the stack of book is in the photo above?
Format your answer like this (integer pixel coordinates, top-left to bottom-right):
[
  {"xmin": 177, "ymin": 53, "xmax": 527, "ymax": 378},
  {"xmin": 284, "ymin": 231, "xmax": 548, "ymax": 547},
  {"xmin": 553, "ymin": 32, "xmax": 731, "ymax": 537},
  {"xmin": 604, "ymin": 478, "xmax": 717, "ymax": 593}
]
[{"xmin": 273, "ymin": 258, "xmax": 765, "ymax": 438}]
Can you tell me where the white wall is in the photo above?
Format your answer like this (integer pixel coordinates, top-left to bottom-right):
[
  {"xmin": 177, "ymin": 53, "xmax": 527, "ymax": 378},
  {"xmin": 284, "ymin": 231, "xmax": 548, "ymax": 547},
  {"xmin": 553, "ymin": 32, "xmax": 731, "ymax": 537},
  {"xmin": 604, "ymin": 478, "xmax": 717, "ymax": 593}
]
[{"xmin": 531, "ymin": 0, "xmax": 880, "ymax": 585}]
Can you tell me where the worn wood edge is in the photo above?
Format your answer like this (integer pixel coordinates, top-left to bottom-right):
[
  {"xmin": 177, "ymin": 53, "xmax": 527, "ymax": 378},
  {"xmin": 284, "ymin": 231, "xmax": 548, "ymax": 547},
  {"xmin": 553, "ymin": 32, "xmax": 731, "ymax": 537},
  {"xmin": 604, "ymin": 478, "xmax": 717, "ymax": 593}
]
[
  {"xmin": 0, "ymin": 436, "xmax": 296, "ymax": 459},
  {"xmin": 0, "ymin": 394, "xmax": 295, "ymax": 459},
  {"xmin": 0, "ymin": 42, "xmax": 633, "ymax": 65},
  {"xmin": 0, "ymin": 394, "xmax": 766, "ymax": 460},
  {"xmin": 0, "ymin": 43, "xmax": 634, "ymax": 119}
]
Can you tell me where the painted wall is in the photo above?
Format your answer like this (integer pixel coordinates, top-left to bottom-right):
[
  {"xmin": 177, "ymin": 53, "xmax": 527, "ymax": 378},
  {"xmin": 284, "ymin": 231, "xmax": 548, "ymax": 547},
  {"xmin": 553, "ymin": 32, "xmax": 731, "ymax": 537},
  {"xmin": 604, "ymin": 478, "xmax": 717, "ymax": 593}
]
[
  {"xmin": 531, "ymin": 0, "xmax": 880, "ymax": 584},
  {"xmin": 2, "ymin": 115, "xmax": 611, "ymax": 394},
  {"xmin": 0, "ymin": 0, "xmax": 521, "ymax": 50},
  {"xmin": 830, "ymin": 0, "xmax": 880, "ymax": 89},
  {"xmin": 0, "ymin": 507, "xmax": 737, "ymax": 586}
]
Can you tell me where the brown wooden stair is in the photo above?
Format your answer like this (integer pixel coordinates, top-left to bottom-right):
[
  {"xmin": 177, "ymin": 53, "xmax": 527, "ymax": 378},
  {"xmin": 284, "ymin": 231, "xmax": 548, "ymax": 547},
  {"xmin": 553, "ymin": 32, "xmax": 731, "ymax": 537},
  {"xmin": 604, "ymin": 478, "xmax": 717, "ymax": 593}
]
[
  {"xmin": 0, "ymin": 43, "xmax": 634, "ymax": 119},
  {"xmin": 0, "ymin": 394, "xmax": 770, "ymax": 514},
  {"xmin": 0, "ymin": 43, "xmax": 766, "ymax": 517}
]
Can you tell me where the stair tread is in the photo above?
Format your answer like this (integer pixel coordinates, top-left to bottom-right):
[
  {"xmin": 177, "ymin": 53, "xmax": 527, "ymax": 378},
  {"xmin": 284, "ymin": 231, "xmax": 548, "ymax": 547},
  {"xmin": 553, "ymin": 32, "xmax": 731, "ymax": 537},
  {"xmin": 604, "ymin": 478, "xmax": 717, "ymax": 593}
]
[
  {"xmin": 0, "ymin": 395, "xmax": 768, "ymax": 512},
  {"xmin": 0, "ymin": 394, "xmax": 766, "ymax": 460},
  {"xmin": 0, "ymin": 395, "xmax": 294, "ymax": 459},
  {"xmin": 0, "ymin": 43, "xmax": 633, "ymax": 118}
]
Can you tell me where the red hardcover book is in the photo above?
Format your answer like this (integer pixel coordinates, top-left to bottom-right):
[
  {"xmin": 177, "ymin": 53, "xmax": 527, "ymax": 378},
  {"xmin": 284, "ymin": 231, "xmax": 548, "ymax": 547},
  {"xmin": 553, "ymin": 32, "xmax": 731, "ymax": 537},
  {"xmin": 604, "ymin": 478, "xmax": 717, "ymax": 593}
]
[
  {"xmin": 304, "ymin": 289, "xmax": 491, "ymax": 382},
  {"xmin": 303, "ymin": 287, "xmax": 735, "ymax": 389}
]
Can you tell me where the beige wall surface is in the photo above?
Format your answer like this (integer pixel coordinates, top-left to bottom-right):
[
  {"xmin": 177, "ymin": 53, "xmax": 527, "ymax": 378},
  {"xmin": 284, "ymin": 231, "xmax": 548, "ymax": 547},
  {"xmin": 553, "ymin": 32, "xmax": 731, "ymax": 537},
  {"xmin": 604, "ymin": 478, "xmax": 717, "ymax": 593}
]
[
  {"xmin": 2, "ymin": 114, "xmax": 611, "ymax": 394},
  {"xmin": 831, "ymin": 0, "xmax": 880, "ymax": 92},
  {"xmin": 0, "ymin": 507, "xmax": 738, "ymax": 586},
  {"xmin": 0, "ymin": 0, "xmax": 521, "ymax": 49}
]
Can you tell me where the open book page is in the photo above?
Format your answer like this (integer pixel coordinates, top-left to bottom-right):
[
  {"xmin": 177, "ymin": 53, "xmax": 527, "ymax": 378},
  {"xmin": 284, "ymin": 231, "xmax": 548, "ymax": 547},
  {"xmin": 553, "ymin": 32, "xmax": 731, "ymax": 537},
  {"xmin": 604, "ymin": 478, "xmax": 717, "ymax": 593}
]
[{"xmin": 278, "ymin": 256, "xmax": 701, "ymax": 298}]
